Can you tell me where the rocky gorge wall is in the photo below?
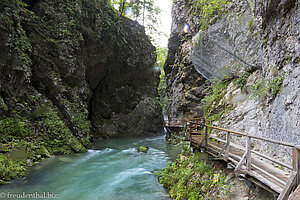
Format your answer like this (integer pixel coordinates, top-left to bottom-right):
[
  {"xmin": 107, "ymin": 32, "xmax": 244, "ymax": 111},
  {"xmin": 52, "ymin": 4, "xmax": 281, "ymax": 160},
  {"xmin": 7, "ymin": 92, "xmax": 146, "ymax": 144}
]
[
  {"xmin": 165, "ymin": 0, "xmax": 299, "ymax": 163},
  {"xmin": 0, "ymin": 0, "xmax": 162, "ymax": 183}
]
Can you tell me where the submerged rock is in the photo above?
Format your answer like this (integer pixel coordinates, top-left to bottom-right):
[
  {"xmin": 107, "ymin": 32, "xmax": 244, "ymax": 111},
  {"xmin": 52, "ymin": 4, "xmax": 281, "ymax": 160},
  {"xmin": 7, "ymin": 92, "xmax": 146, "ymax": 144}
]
[{"xmin": 138, "ymin": 146, "xmax": 149, "ymax": 153}]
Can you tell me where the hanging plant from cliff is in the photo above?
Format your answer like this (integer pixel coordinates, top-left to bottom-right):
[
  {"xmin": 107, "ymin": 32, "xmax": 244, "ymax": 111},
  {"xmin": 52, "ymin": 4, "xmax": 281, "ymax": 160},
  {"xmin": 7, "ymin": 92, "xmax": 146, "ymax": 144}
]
[{"xmin": 188, "ymin": 0, "xmax": 230, "ymax": 31}]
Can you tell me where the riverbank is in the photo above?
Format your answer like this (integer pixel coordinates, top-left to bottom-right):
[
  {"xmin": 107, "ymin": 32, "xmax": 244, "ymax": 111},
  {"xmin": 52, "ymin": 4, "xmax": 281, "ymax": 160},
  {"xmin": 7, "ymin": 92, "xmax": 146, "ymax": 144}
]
[
  {"xmin": 156, "ymin": 143, "xmax": 274, "ymax": 200},
  {"xmin": 155, "ymin": 144, "xmax": 231, "ymax": 200}
]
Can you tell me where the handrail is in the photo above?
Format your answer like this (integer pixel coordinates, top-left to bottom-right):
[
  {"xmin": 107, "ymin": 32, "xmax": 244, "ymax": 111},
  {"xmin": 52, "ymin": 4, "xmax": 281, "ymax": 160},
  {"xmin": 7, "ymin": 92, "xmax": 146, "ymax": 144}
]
[
  {"xmin": 205, "ymin": 125, "xmax": 248, "ymax": 136},
  {"xmin": 205, "ymin": 125, "xmax": 296, "ymax": 147},
  {"xmin": 184, "ymin": 117, "xmax": 300, "ymax": 198},
  {"xmin": 185, "ymin": 117, "xmax": 205, "ymax": 122}
]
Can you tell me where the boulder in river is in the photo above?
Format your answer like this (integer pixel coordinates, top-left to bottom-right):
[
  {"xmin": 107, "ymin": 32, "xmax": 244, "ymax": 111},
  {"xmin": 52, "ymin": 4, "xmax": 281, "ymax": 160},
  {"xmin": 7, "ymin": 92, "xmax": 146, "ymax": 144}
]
[{"xmin": 138, "ymin": 146, "xmax": 149, "ymax": 153}]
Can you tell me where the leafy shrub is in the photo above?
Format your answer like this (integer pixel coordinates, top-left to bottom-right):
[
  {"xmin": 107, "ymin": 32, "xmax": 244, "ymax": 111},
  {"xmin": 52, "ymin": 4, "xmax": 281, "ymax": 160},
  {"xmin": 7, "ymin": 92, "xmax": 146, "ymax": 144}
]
[
  {"xmin": 250, "ymin": 79, "xmax": 266, "ymax": 101},
  {"xmin": 233, "ymin": 72, "xmax": 250, "ymax": 88},
  {"xmin": 156, "ymin": 153, "xmax": 230, "ymax": 200},
  {"xmin": 0, "ymin": 155, "xmax": 27, "ymax": 184},
  {"xmin": 201, "ymin": 79, "xmax": 231, "ymax": 122},
  {"xmin": 266, "ymin": 74, "xmax": 284, "ymax": 96},
  {"xmin": 188, "ymin": 0, "xmax": 230, "ymax": 31},
  {"xmin": 0, "ymin": 117, "xmax": 33, "ymax": 143}
]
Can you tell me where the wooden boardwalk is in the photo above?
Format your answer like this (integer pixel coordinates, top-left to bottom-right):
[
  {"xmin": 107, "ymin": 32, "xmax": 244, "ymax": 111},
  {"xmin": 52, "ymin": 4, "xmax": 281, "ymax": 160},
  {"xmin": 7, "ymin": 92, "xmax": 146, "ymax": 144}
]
[{"xmin": 165, "ymin": 118, "xmax": 300, "ymax": 200}]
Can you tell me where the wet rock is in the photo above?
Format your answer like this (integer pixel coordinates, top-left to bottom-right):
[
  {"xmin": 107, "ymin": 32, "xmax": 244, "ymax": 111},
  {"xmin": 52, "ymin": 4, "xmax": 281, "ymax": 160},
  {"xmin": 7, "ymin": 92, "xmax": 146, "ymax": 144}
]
[
  {"xmin": 36, "ymin": 146, "xmax": 51, "ymax": 158},
  {"xmin": 94, "ymin": 97, "xmax": 163, "ymax": 137},
  {"xmin": 138, "ymin": 146, "xmax": 149, "ymax": 153},
  {"xmin": 88, "ymin": 19, "xmax": 163, "ymax": 136}
]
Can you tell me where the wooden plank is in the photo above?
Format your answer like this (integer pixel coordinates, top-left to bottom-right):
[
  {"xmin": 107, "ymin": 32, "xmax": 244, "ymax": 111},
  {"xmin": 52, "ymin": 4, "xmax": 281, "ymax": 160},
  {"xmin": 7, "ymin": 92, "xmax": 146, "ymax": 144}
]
[
  {"xmin": 251, "ymin": 164, "xmax": 286, "ymax": 186},
  {"xmin": 185, "ymin": 117, "xmax": 205, "ymax": 122},
  {"xmin": 248, "ymin": 176, "xmax": 279, "ymax": 195},
  {"xmin": 209, "ymin": 134, "xmax": 292, "ymax": 171},
  {"xmin": 248, "ymin": 170, "xmax": 283, "ymax": 194},
  {"xmin": 246, "ymin": 136, "xmax": 251, "ymax": 171},
  {"xmin": 251, "ymin": 150, "xmax": 293, "ymax": 170},
  {"xmin": 209, "ymin": 136, "xmax": 226, "ymax": 143},
  {"xmin": 204, "ymin": 126, "xmax": 208, "ymax": 148},
  {"xmin": 191, "ymin": 131, "xmax": 203, "ymax": 135},
  {"xmin": 225, "ymin": 132, "xmax": 230, "ymax": 161},
  {"xmin": 252, "ymin": 150, "xmax": 293, "ymax": 170},
  {"xmin": 235, "ymin": 152, "xmax": 247, "ymax": 172},
  {"xmin": 191, "ymin": 129, "xmax": 291, "ymax": 196},
  {"xmin": 251, "ymin": 158, "xmax": 289, "ymax": 183},
  {"xmin": 278, "ymin": 171, "xmax": 297, "ymax": 200},
  {"xmin": 293, "ymin": 146, "xmax": 300, "ymax": 186},
  {"xmin": 288, "ymin": 185, "xmax": 300, "ymax": 200}
]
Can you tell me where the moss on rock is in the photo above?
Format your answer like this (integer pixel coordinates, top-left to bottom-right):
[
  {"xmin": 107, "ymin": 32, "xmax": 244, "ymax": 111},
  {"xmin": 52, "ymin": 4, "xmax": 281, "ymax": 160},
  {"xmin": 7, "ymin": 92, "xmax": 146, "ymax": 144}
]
[
  {"xmin": 155, "ymin": 147, "xmax": 231, "ymax": 200},
  {"xmin": 0, "ymin": 154, "xmax": 27, "ymax": 184},
  {"xmin": 68, "ymin": 137, "xmax": 86, "ymax": 153},
  {"xmin": 138, "ymin": 146, "xmax": 149, "ymax": 153}
]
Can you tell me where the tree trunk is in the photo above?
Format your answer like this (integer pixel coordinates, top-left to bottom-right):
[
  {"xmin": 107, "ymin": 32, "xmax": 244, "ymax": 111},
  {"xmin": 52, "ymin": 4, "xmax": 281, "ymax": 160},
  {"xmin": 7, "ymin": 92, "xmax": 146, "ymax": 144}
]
[
  {"xmin": 142, "ymin": 0, "xmax": 145, "ymax": 25},
  {"xmin": 120, "ymin": 0, "xmax": 126, "ymax": 17}
]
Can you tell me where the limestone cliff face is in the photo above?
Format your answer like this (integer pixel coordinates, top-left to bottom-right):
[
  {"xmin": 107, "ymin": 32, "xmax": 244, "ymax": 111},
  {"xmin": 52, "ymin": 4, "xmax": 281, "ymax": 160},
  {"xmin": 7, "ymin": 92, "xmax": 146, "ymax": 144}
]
[
  {"xmin": 87, "ymin": 18, "xmax": 162, "ymax": 138},
  {"xmin": 165, "ymin": 0, "xmax": 299, "ymax": 163},
  {"xmin": 164, "ymin": 0, "xmax": 209, "ymax": 120},
  {"xmin": 0, "ymin": 0, "xmax": 161, "ymax": 182}
]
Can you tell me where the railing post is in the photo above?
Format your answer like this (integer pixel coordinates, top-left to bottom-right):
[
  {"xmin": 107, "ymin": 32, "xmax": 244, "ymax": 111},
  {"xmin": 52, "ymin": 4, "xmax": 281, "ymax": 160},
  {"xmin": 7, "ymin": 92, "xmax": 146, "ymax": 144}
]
[
  {"xmin": 246, "ymin": 136, "xmax": 251, "ymax": 171},
  {"xmin": 225, "ymin": 132, "xmax": 230, "ymax": 161},
  {"xmin": 204, "ymin": 126, "xmax": 208, "ymax": 148},
  {"xmin": 187, "ymin": 122, "xmax": 192, "ymax": 140},
  {"xmin": 293, "ymin": 145, "xmax": 300, "ymax": 186}
]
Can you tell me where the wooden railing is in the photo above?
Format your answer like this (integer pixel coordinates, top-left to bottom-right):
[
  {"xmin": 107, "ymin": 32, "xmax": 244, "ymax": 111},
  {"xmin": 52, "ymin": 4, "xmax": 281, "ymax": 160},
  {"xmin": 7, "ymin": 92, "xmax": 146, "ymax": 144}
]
[
  {"xmin": 164, "ymin": 118, "xmax": 186, "ymax": 127},
  {"xmin": 184, "ymin": 118, "xmax": 300, "ymax": 200}
]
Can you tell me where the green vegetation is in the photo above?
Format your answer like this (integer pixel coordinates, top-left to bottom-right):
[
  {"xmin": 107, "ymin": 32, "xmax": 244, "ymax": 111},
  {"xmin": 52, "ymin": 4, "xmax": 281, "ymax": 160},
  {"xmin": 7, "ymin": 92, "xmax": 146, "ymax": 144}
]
[
  {"xmin": 285, "ymin": 55, "xmax": 292, "ymax": 63},
  {"xmin": 250, "ymin": 79, "xmax": 266, "ymax": 101},
  {"xmin": 263, "ymin": 37, "xmax": 268, "ymax": 46},
  {"xmin": 188, "ymin": 0, "xmax": 230, "ymax": 31},
  {"xmin": 201, "ymin": 79, "xmax": 231, "ymax": 123},
  {"xmin": 0, "ymin": 0, "xmax": 33, "ymax": 71},
  {"xmin": 266, "ymin": 74, "xmax": 284, "ymax": 96},
  {"xmin": 233, "ymin": 71, "xmax": 250, "ymax": 88},
  {"xmin": 110, "ymin": 0, "xmax": 161, "ymax": 36},
  {"xmin": 250, "ymin": 74, "xmax": 284, "ymax": 101},
  {"xmin": 0, "ymin": 102, "xmax": 87, "ymax": 184},
  {"xmin": 0, "ymin": 116, "xmax": 33, "ymax": 143},
  {"xmin": 167, "ymin": 133, "xmax": 186, "ymax": 145},
  {"xmin": 138, "ymin": 146, "xmax": 149, "ymax": 153},
  {"xmin": 156, "ymin": 145, "xmax": 231, "ymax": 200},
  {"xmin": 62, "ymin": 99, "xmax": 91, "ymax": 137},
  {"xmin": 0, "ymin": 155, "xmax": 26, "ymax": 184},
  {"xmin": 33, "ymin": 106, "xmax": 86, "ymax": 154},
  {"xmin": 246, "ymin": 18, "xmax": 255, "ymax": 32}
]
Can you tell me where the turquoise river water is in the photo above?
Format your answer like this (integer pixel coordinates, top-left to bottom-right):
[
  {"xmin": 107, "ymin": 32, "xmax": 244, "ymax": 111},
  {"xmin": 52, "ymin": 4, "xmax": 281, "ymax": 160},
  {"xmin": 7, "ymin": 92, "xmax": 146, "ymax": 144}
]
[{"xmin": 0, "ymin": 134, "xmax": 182, "ymax": 200}]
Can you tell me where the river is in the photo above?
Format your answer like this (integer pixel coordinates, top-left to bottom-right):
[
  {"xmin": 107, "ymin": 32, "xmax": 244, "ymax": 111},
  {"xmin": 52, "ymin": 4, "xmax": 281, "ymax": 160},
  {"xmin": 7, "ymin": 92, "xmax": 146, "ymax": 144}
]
[{"xmin": 0, "ymin": 134, "xmax": 182, "ymax": 200}]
